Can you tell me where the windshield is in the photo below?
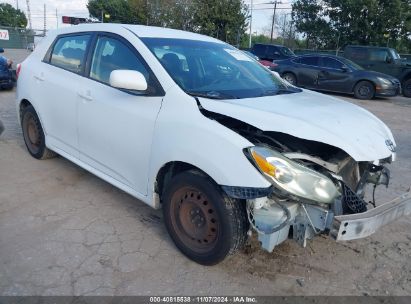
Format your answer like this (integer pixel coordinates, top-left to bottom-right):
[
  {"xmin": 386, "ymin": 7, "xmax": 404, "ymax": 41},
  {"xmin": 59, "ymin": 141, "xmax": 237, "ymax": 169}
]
[
  {"xmin": 390, "ymin": 49, "xmax": 401, "ymax": 60},
  {"xmin": 279, "ymin": 46, "xmax": 295, "ymax": 56},
  {"xmin": 338, "ymin": 57, "xmax": 364, "ymax": 70},
  {"xmin": 141, "ymin": 38, "xmax": 300, "ymax": 99}
]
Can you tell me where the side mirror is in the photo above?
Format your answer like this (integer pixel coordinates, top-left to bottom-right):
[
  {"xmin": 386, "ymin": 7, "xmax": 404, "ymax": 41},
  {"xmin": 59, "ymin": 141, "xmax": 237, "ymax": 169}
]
[
  {"xmin": 386, "ymin": 57, "xmax": 393, "ymax": 64},
  {"xmin": 0, "ymin": 48, "xmax": 4, "ymax": 53},
  {"xmin": 109, "ymin": 70, "xmax": 147, "ymax": 91}
]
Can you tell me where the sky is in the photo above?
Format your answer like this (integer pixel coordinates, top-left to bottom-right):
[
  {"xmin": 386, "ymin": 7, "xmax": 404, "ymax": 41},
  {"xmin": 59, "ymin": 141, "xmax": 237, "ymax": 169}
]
[{"xmin": 1, "ymin": 0, "xmax": 293, "ymax": 36}]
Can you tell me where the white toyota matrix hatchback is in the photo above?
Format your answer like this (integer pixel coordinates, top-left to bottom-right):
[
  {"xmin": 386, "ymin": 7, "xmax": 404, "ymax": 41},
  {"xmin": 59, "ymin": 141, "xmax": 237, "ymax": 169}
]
[{"xmin": 16, "ymin": 24, "xmax": 411, "ymax": 265}]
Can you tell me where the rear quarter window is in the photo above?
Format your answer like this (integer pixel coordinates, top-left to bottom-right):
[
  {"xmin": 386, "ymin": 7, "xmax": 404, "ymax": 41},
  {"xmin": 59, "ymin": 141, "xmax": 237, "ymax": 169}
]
[{"xmin": 49, "ymin": 34, "xmax": 90, "ymax": 74}]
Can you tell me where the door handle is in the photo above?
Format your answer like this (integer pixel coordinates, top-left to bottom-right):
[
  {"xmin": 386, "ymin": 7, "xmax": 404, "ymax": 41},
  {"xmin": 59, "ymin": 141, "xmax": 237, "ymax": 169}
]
[{"xmin": 77, "ymin": 91, "xmax": 93, "ymax": 102}]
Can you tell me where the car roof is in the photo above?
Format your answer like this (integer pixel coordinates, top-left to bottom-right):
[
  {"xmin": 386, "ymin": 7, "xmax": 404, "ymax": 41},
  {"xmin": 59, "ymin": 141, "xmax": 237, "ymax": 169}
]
[
  {"xmin": 46, "ymin": 23, "xmax": 224, "ymax": 44},
  {"xmin": 345, "ymin": 45, "xmax": 389, "ymax": 50},
  {"xmin": 297, "ymin": 54, "xmax": 341, "ymax": 59},
  {"xmin": 254, "ymin": 43, "xmax": 285, "ymax": 47}
]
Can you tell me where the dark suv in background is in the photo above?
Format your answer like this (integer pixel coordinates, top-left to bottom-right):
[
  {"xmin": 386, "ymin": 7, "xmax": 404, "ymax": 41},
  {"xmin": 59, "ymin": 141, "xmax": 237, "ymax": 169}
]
[
  {"xmin": 344, "ymin": 45, "xmax": 411, "ymax": 97},
  {"xmin": 250, "ymin": 43, "xmax": 296, "ymax": 61}
]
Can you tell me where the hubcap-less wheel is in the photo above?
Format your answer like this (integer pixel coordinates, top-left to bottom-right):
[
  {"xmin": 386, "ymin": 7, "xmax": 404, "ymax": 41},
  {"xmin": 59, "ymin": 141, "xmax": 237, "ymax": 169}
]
[
  {"xmin": 21, "ymin": 105, "xmax": 56, "ymax": 160},
  {"xmin": 170, "ymin": 187, "xmax": 219, "ymax": 253},
  {"xmin": 23, "ymin": 112, "xmax": 41, "ymax": 154}
]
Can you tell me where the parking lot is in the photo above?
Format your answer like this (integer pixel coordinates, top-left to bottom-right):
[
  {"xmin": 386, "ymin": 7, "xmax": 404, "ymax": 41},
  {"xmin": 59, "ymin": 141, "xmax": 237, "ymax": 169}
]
[{"xmin": 1, "ymin": 49, "xmax": 411, "ymax": 296}]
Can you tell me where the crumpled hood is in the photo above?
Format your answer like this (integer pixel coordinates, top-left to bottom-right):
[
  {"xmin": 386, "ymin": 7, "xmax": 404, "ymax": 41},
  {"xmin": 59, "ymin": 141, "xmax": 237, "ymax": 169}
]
[{"xmin": 199, "ymin": 90, "xmax": 396, "ymax": 162}]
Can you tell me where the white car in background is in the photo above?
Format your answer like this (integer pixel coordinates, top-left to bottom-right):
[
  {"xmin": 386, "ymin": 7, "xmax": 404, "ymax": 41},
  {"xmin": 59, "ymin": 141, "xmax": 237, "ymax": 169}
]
[{"xmin": 16, "ymin": 24, "xmax": 411, "ymax": 265}]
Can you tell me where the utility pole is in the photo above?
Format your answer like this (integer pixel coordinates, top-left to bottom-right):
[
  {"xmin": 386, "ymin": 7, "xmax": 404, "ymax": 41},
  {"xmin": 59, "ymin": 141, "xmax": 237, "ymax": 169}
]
[
  {"xmin": 248, "ymin": 0, "xmax": 253, "ymax": 48},
  {"xmin": 270, "ymin": 1, "xmax": 281, "ymax": 43},
  {"xmin": 26, "ymin": 0, "xmax": 32, "ymax": 30},
  {"xmin": 101, "ymin": 10, "xmax": 104, "ymax": 23},
  {"xmin": 16, "ymin": 0, "xmax": 19, "ymax": 10},
  {"xmin": 43, "ymin": 3, "xmax": 46, "ymax": 36}
]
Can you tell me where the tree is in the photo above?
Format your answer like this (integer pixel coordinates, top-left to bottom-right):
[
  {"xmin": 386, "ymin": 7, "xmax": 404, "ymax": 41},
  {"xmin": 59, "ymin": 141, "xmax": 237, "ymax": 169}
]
[
  {"xmin": 0, "ymin": 3, "xmax": 27, "ymax": 28},
  {"xmin": 87, "ymin": 0, "xmax": 249, "ymax": 46},
  {"xmin": 87, "ymin": 0, "xmax": 147, "ymax": 24},
  {"xmin": 193, "ymin": 0, "xmax": 248, "ymax": 46},
  {"xmin": 292, "ymin": 0, "xmax": 411, "ymax": 50}
]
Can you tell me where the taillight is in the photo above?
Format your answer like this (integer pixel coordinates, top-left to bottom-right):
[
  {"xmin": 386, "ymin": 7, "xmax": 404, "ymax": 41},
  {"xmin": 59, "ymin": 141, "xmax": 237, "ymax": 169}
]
[{"xmin": 16, "ymin": 63, "xmax": 21, "ymax": 79}]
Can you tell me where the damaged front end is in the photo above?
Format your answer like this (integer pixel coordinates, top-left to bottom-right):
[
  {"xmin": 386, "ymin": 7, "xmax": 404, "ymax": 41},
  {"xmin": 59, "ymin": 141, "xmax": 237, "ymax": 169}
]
[{"xmin": 213, "ymin": 113, "xmax": 410, "ymax": 252}]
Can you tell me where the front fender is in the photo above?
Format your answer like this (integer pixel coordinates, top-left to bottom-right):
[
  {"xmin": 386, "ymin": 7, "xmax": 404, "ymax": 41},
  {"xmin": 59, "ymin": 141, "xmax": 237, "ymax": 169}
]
[{"xmin": 148, "ymin": 87, "xmax": 270, "ymax": 198}]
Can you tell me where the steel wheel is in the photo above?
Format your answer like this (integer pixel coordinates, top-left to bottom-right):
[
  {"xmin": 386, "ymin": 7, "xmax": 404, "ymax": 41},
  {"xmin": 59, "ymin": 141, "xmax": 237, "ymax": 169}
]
[
  {"xmin": 23, "ymin": 112, "xmax": 41, "ymax": 155},
  {"xmin": 21, "ymin": 105, "xmax": 56, "ymax": 159},
  {"xmin": 162, "ymin": 170, "xmax": 248, "ymax": 265},
  {"xmin": 170, "ymin": 186, "xmax": 219, "ymax": 253}
]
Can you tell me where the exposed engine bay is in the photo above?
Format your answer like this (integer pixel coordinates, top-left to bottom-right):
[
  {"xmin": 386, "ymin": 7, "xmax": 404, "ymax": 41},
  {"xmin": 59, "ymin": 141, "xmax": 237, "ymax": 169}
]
[{"xmin": 200, "ymin": 105, "xmax": 399, "ymax": 252}]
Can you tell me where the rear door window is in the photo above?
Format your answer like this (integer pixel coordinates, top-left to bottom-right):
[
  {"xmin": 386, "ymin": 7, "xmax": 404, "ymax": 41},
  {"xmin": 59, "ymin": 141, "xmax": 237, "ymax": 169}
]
[
  {"xmin": 266, "ymin": 46, "xmax": 279, "ymax": 58},
  {"xmin": 50, "ymin": 34, "xmax": 90, "ymax": 74},
  {"xmin": 320, "ymin": 57, "xmax": 344, "ymax": 69},
  {"xmin": 300, "ymin": 56, "xmax": 320, "ymax": 66}
]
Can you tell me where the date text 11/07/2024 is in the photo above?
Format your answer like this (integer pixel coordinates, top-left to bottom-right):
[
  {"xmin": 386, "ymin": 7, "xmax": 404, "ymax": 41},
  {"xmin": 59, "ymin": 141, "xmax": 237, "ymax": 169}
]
[{"xmin": 149, "ymin": 296, "xmax": 258, "ymax": 303}]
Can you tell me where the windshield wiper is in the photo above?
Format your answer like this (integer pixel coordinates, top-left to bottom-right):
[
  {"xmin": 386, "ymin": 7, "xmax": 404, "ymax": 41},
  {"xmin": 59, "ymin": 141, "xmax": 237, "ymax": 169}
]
[
  {"xmin": 187, "ymin": 91, "xmax": 239, "ymax": 100},
  {"xmin": 261, "ymin": 87, "xmax": 301, "ymax": 96}
]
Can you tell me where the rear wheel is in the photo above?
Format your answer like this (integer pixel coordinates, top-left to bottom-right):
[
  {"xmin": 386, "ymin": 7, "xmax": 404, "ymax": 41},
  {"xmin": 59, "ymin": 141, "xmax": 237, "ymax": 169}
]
[
  {"xmin": 354, "ymin": 81, "xmax": 375, "ymax": 100},
  {"xmin": 282, "ymin": 72, "xmax": 297, "ymax": 85},
  {"xmin": 21, "ymin": 105, "xmax": 56, "ymax": 159},
  {"xmin": 162, "ymin": 170, "xmax": 248, "ymax": 265},
  {"xmin": 402, "ymin": 79, "xmax": 411, "ymax": 97}
]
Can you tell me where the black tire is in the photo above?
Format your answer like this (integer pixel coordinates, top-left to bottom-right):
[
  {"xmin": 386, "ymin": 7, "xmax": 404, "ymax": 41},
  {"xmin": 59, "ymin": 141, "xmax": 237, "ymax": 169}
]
[
  {"xmin": 162, "ymin": 170, "xmax": 248, "ymax": 265},
  {"xmin": 282, "ymin": 72, "xmax": 297, "ymax": 85},
  {"xmin": 402, "ymin": 79, "xmax": 411, "ymax": 97},
  {"xmin": 354, "ymin": 81, "xmax": 375, "ymax": 100},
  {"xmin": 21, "ymin": 105, "xmax": 56, "ymax": 160}
]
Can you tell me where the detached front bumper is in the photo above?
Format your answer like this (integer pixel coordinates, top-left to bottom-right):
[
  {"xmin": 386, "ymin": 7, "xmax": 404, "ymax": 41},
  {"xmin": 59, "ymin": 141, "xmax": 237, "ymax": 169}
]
[{"xmin": 330, "ymin": 188, "xmax": 411, "ymax": 241}]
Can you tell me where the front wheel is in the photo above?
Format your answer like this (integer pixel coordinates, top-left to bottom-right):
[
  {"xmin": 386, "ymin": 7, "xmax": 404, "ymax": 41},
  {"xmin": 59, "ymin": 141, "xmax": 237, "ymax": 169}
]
[
  {"xmin": 162, "ymin": 170, "xmax": 248, "ymax": 265},
  {"xmin": 354, "ymin": 81, "xmax": 375, "ymax": 100},
  {"xmin": 282, "ymin": 72, "xmax": 297, "ymax": 85},
  {"xmin": 402, "ymin": 79, "xmax": 411, "ymax": 97}
]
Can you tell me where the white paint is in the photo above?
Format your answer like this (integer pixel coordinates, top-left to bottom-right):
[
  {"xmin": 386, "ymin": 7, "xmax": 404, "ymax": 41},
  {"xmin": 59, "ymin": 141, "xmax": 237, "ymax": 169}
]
[
  {"xmin": 16, "ymin": 24, "xmax": 396, "ymax": 212},
  {"xmin": 109, "ymin": 70, "xmax": 147, "ymax": 91},
  {"xmin": 199, "ymin": 89, "xmax": 396, "ymax": 162}
]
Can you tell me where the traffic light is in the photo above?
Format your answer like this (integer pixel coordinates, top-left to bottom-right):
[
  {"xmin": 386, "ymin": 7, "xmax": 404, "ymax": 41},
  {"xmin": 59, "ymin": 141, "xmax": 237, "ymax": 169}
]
[{"xmin": 62, "ymin": 16, "xmax": 89, "ymax": 25}]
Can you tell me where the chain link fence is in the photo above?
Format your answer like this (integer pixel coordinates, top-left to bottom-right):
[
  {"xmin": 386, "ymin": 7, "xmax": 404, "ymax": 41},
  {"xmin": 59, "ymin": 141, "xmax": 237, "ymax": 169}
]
[{"xmin": 0, "ymin": 26, "xmax": 38, "ymax": 50}]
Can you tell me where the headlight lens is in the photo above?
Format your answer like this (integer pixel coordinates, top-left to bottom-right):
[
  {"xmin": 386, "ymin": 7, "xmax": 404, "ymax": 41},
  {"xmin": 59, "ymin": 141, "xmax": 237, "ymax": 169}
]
[
  {"xmin": 377, "ymin": 77, "xmax": 392, "ymax": 85},
  {"xmin": 247, "ymin": 146, "xmax": 339, "ymax": 204}
]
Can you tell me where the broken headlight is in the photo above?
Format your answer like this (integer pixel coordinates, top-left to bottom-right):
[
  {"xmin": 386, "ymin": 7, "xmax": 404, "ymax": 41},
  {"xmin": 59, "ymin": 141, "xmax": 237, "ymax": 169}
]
[{"xmin": 246, "ymin": 146, "xmax": 339, "ymax": 204}]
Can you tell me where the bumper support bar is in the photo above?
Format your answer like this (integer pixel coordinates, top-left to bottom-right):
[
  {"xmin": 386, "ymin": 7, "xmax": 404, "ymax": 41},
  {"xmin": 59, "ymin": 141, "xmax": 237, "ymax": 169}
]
[{"xmin": 330, "ymin": 188, "xmax": 411, "ymax": 241}]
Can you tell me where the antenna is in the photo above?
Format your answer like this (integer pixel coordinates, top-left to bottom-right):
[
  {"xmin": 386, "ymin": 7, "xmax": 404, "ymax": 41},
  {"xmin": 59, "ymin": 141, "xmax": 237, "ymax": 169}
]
[{"xmin": 26, "ymin": 0, "xmax": 32, "ymax": 30}]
